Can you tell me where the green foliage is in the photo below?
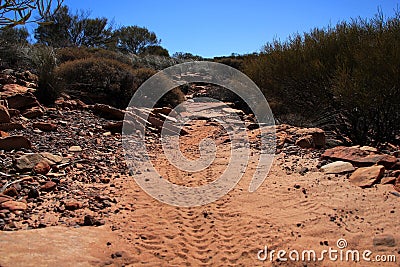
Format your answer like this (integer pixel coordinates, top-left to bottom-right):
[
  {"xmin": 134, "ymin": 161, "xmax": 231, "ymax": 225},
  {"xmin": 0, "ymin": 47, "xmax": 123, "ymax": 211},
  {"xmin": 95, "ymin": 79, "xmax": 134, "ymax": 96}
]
[
  {"xmin": 55, "ymin": 46, "xmax": 131, "ymax": 65},
  {"xmin": 0, "ymin": 0, "xmax": 63, "ymax": 28},
  {"xmin": 172, "ymin": 52, "xmax": 203, "ymax": 61},
  {"xmin": 243, "ymin": 11, "xmax": 400, "ymax": 144},
  {"xmin": 129, "ymin": 54, "xmax": 184, "ymax": 70},
  {"xmin": 35, "ymin": 6, "xmax": 114, "ymax": 48},
  {"xmin": 115, "ymin": 25, "xmax": 160, "ymax": 54},
  {"xmin": 55, "ymin": 57, "xmax": 154, "ymax": 108},
  {"xmin": 213, "ymin": 55, "xmax": 244, "ymax": 70},
  {"xmin": 28, "ymin": 45, "xmax": 58, "ymax": 104},
  {"xmin": 0, "ymin": 26, "xmax": 29, "ymax": 68},
  {"xmin": 140, "ymin": 45, "xmax": 169, "ymax": 57}
]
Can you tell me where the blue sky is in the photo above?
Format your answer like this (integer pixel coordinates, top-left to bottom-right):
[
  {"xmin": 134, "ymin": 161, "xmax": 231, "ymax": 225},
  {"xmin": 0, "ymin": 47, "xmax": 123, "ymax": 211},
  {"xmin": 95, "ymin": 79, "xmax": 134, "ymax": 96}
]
[{"xmin": 57, "ymin": 0, "xmax": 400, "ymax": 58}]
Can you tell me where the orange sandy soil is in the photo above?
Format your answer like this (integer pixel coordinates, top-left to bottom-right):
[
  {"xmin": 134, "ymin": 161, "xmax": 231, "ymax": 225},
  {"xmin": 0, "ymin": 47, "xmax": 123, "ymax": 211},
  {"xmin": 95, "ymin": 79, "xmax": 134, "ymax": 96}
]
[{"xmin": 1, "ymin": 120, "xmax": 399, "ymax": 267}]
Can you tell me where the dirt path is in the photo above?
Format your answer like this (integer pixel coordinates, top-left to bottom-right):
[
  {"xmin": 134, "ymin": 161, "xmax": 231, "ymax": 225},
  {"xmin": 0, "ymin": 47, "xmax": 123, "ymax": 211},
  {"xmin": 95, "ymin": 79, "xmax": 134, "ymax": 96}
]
[
  {"xmin": 107, "ymin": 118, "xmax": 399, "ymax": 266},
  {"xmin": 1, "ymin": 104, "xmax": 399, "ymax": 266}
]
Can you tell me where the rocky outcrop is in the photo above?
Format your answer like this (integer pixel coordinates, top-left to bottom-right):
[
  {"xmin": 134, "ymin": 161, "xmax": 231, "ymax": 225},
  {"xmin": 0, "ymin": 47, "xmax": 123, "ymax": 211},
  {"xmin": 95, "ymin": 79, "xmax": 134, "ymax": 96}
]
[
  {"xmin": 0, "ymin": 136, "xmax": 31, "ymax": 151},
  {"xmin": 349, "ymin": 165, "xmax": 385, "ymax": 188},
  {"xmin": 0, "ymin": 105, "xmax": 10, "ymax": 123},
  {"xmin": 91, "ymin": 104, "xmax": 125, "ymax": 120},
  {"xmin": 320, "ymin": 161, "xmax": 355, "ymax": 174},
  {"xmin": 322, "ymin": 146, "xmax": 397, "ymax": 169}
]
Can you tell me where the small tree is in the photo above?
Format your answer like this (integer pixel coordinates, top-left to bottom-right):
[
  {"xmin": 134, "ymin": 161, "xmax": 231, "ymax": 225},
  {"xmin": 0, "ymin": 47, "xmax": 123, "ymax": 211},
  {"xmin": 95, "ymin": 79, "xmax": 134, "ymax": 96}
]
[
  {"xmin": 0, "ymin": 26, "xmax": 29, "ymax": 67},
  {"xmin": 0, "ymin": 0, "xmax": 63, "ymax": 28},
  {"xmin": 35, "ymin": 5, "xmax": 114, "ymax": 48},
  {"xmin": 140, "ymin": 45, "xmax": 169, "ymax": 57},
  {"xmin": 115, "ymin": 25, "xmax": 160, "ymax": 54}
]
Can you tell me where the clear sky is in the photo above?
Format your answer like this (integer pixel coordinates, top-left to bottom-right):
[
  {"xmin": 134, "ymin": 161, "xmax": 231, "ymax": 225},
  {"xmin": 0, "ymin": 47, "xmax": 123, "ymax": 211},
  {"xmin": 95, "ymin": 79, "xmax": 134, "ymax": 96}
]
[{"xmin": 60, "ymin": 0, "xmax": 400, "ymax": 58}]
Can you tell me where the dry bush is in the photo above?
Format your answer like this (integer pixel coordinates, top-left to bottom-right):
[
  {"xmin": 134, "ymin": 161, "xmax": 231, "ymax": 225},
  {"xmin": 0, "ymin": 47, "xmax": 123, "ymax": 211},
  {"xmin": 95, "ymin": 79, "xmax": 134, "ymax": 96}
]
[{"xmin": 55, "ymin": 57, "xmax": 137, "ymax": 108}]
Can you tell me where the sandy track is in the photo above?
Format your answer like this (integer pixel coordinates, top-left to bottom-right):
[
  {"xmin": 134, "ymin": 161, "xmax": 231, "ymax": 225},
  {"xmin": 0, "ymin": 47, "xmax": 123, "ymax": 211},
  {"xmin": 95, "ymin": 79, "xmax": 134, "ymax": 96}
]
[{"xmin": 108, "ymin": 121, "xmax": 399, "ymax": 266}]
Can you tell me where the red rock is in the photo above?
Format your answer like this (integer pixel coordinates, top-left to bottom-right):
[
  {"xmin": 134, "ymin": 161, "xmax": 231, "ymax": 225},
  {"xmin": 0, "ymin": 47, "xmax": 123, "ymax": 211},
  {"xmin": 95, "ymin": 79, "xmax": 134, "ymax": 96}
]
[
  {"xmin": 295, "ymin": 128, "xmax": 326, "ymax": 148},
  {"xmin": 0, "ymin": 105, "xmax": 10, "ymax": 123},
  {"xmin": 322, "ymin": 146, "xmax": 397, "ymax": 169},
  {"xmin": 55, "ymin": 98, "xmax": 88, "ymax": 110},
  {"xmin": 6, "ymin": 92, "xmax": 38, "ymax": 109},
  {"xmin": 40, "ymin": 181, "xmax": 57, "ymax": 192},
  {"xmin": 34, "ymin": 161, "xmax": 51, "ymax": 174},
  {"xmin": 394, "ymin": 177, "xmax": 400, "ymax": 192},
  {"xmin": 7, "ymin": 108, "xmax": 20, "ymax": 117},
  {"xmin": 22, "ymin": 106, "xmax": 44, "ymax": 119},
  {"xmin": 32, "ymin": 122, "xmax": 57, "ymax": 132},
  {"xmin": 103, "ymin": 121, "xmax": 123, "ymax": 133},
  {"xmin": 0, "ymin": 200, "xmax": 27, "ymax": 211},
  {"xmin": 295, "ymin": 135, "xmax": 313, "ymax": 149},
  {"xmin": 1, "ymin": 84, "xmax": 30, "ymax": 96},
  {"xmin": 381, "ymin": 177, "xmax": 396, "ymax": 185},
  {"xmin": 0, "ymin": 122, "xmax": 25, "ymax": 131},
  {"xmin": 91, "ymin": 104, "xmax": 125, "ymax": 120},
  {"xmin": 0, "ymin": 194, "xmax": 13, "ymax": 204},
  {"xmin": 0, "ymin": 73, "xmax": 16, "ymax": 84},
  {"xmin": 349, "ymin": 165, "xmax": 385, "ymax": 188},
  {"xmin": 276, "ymin": 132, "xmax": 288, "ymax": 148},
  {"xmin": 0, "ymin": 135, "xmax": 31, "ymax": 151},
  {"xmin": 65, "ymin": 201, "xmax": 83, "ymax": 210},
  {"xmin": 2, "ymin": 187, "xmax": 18, "ymax": 197}
]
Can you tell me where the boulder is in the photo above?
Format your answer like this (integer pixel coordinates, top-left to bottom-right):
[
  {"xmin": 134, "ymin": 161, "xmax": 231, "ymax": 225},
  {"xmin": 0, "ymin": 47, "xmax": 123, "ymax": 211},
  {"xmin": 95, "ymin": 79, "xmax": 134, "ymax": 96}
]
[
  {"xmin": 0, "ymin": 200, "xmax": 27, "ymax": 211},
  {"xmin": 0, "ymin": 131, "xmax": 9, "ymax": 137},
  {"xmin": 295, "ymin": 128, "xmax": 326, "ymax": 148},
  {"xmin": 14, "ymin": 153, "xmax": 63, "ymax": 172},
  {"xmin": 0, "ymin": 122, "xmax": 25, "ymax": 131},
  {"xmin": 380, "ymin": 177, "xmax": 396, "ymax": 185},
  {"xmin": 322, "ymin": 146, "xmax": 397, "ymax": 169},
  {"xmin": 40, "ymin": 181, "xmax": 57, "ymax": 192},
  {"xmin": 22, "ymin": 106, "xmax": 44, "ymax": 119},
  {"xmin": 55, "ymin": 98, "xmax": 88, "ymax": 110},
  {"xmin": 65, "ymin": 201, "xmax": 83, "ymax": 210},
  {"xmin": 1, "ymin": 84, "xmax": 30, "ymax": 97},
  {"xmin": 349, "ymin": 165, "xmax": 385, "ymax": 188},
  {"xmin": 0, "ymin": 136, "xmax": 31, "ymax": 151},
  {"xmin": 33, "ymin": 161, "xmax": 51, "ymax": 175},
  {"xmin": 103, "ymin": 121, "xmax": 123, "ymax": 133},
  {"xmin": 6, "ymin": 92, "xmax": 38, "ymax": 110},
  {"xmin": 0, "ymin": 105, "xmax": 10, "ymax": 123},
  {"xmin": 320, "ymin": 161, "xmax": 355, "ymax": 174},
  {"xmin": 91, "ymin": 104, "xmax": 125, "ymax": 120},
  {"xmin": 394, "ymin": 177, "xmax": 400, "ymax": 192},
  {"xmin": 32, "ymin": 122, "xmax": 57, "ymax": 132},
  {"xmin": 295, "ymin": 135, "xmax": 313, "ymax": 149}
]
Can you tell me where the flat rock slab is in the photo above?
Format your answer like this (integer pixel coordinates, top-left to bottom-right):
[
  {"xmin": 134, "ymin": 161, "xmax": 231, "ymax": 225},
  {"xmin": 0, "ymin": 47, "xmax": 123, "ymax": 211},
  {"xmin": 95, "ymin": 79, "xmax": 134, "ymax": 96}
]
[
  {"xmin": 349, "ymin": 165, "xmax": 385, "ymax": 188},
  {"xmin": 0, "ymin": 226, "xmax": 129, "ymax": 267},
  {"xmin": 321, "ymin": 161, "xmax": 355, "ymax": 174},
  {"xmin": 322, "ymin": 146, "xmax": 397, "ymax": 169}
]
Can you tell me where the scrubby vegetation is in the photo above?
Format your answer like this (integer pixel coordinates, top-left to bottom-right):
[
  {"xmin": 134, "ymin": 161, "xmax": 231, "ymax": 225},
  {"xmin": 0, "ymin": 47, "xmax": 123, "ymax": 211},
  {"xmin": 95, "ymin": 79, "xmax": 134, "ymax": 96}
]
[
  {"xmin": 242, "ymin": 11, "xmax": 400, "ymax": 145},
  {"xmin": 0, "ymin": 2, "xmax": 398, "ymax": 145}
]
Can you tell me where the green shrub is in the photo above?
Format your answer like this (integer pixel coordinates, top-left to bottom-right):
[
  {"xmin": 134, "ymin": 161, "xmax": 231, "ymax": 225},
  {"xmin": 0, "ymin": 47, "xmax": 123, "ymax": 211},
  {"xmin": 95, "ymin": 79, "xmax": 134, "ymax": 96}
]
[
  {"xmin": 0, "ymin": 27, "xmax": 30, "ymax": 69},
  {"xmin": 242, "ymin": 11, "xmax": 400, "ymax": 144},
  {"xmin": 55, "ymin": 57, "xmax": 137, "ymax": 108},
  {"xmin": 28, "ymin": 45, "xmax": 59, "ymax": 104}
]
